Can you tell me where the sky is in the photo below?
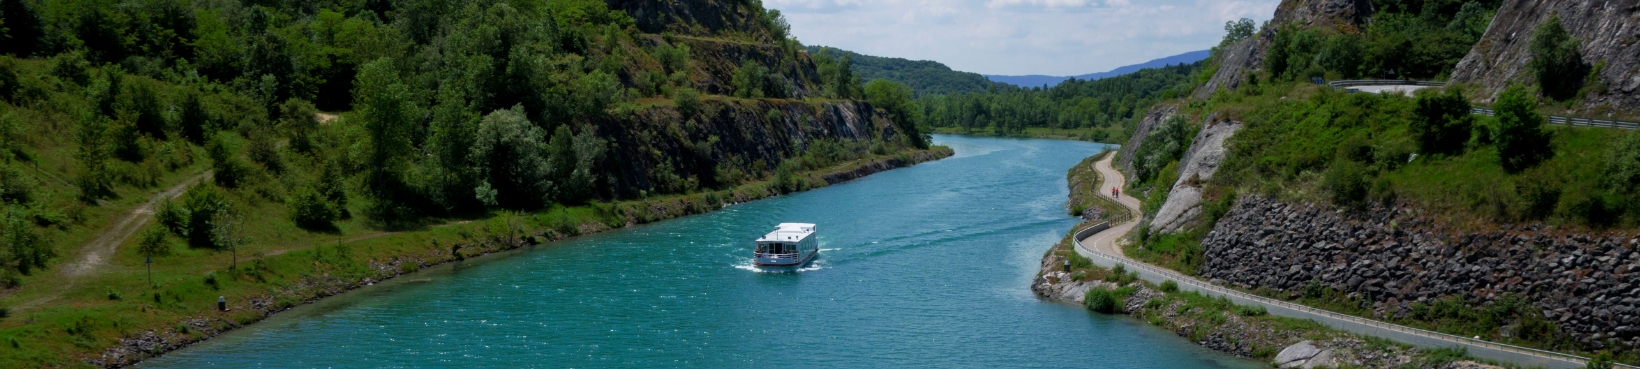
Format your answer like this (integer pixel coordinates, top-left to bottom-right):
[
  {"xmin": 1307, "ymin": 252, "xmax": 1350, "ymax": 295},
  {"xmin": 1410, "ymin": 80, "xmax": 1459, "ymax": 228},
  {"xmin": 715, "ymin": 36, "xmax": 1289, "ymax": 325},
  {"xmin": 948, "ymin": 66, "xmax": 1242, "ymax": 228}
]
[{"xmin": 765, "ymin": 0, "xmax": 1281, "ymax": 76}]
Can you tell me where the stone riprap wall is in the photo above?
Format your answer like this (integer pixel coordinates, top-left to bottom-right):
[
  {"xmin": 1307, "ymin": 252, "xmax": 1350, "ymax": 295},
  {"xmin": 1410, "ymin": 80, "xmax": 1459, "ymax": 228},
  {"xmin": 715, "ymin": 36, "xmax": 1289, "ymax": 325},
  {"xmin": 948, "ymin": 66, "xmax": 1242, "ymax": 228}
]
[{"xmin": 1199, "ymin": 195, "xmax": 1640, "ymax": 352}]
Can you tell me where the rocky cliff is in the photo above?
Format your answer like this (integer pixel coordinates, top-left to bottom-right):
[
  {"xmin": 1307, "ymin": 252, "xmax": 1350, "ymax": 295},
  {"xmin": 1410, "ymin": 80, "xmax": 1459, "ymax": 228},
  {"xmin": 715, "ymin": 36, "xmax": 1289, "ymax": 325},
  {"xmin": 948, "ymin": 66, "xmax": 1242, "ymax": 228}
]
[
  {"xmin": 1149, "ymin": 118, "xmax": 1241, "ymax": 234},
  {"xmin": 1192, "ymin": 0, "xmax": 1374, "ymax": 99},
  {"xmin": 1200, "ymin": 195, "xmax": 1640, "ymax": 352},
  {"xmin": 607, "ymin": 0, "xmax": 776, "ymax": 41},
  {"xmin": 1450, "ymin": 1, "xmax": 1640, "ymax": 113},
  {"xmin": 1117, "ymin": 104, "xmax": 1177, "ymax": 176},
  {"xmin": 596, "ymin": 99, "xmax": 906, "ymax": 197}
]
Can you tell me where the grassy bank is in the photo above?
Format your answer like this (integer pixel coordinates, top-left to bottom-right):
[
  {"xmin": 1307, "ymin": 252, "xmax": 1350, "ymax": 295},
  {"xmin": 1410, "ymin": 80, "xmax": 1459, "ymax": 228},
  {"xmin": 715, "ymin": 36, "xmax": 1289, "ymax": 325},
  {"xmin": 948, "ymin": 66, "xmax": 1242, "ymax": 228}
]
[{"xmin": 0, "ymin": 147, "xmax": 951, "ymax": 368}]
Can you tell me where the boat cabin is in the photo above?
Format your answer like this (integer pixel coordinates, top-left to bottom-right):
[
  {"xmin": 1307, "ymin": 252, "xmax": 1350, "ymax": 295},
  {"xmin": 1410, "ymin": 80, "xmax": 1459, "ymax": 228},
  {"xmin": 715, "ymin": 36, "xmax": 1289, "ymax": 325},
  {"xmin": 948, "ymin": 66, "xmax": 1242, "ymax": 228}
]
[{"xmin": 753, "ymin": 223, "xmax": 818, "ymax": 267}]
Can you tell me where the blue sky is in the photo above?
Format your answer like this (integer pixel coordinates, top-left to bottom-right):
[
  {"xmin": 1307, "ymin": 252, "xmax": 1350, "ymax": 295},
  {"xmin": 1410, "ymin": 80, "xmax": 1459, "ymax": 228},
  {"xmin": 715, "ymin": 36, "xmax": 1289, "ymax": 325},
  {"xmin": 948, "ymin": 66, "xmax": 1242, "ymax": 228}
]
[{"xmin": 767, "ymin": 0, "xmax": 1280, "ymax": 76}]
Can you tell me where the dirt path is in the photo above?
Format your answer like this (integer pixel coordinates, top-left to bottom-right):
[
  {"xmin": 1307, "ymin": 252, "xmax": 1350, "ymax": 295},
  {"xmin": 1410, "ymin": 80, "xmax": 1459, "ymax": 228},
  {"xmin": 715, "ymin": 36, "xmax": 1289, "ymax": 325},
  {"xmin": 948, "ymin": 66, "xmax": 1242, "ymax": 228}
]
[{"xmin": 17, "ymin": 172, "xmax": 211, "ymax": 309}]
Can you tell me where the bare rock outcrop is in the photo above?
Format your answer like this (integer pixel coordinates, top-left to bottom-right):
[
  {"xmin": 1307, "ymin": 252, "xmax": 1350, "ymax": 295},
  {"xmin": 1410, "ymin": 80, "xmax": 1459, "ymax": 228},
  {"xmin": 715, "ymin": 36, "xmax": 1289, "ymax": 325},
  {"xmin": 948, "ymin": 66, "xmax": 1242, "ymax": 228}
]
[
  {"xmin": 1450, "ymin": 1, "xmax": 1640, "ymax": 113},
  {"xmin": 1150, "ymin": 118, "xmax": 1242, "ymax": 234},
  {"xmin": 1193, "ymin": 0, "xmax": 1374, "ymax": 99},
  {"xmin": 1117, "ymin": 104, "xmax": 1178, "ymax": 176}
]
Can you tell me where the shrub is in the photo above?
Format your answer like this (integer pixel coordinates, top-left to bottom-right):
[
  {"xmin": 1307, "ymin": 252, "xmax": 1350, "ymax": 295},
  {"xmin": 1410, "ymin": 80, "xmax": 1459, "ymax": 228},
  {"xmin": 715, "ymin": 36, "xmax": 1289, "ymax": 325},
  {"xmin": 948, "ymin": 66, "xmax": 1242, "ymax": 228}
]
[
  {"xmin": 289, "ymin": 187, "xmax": 339, "ymax": 230},
  {"xmin": 731, "ymin": 60, "xmax": 767, "ymax": 99},
  {"xmin": 1323, "ymin": 159, "xmax": 1370, "ymax": 208},
  {"xmin": 1085, "ymin": 287, "xmax": 1120, "ymax": 313},
  {"xmin": 206, "ymin": 133, "xmax": 250, "ymax": 188},
  {"xmin": 1494, "ymin": 85, "xmax": 1550, "ymax": 173},
  {"xmin": 181, "ymin": 185, "xmax": 230, "ymax": 249},
  {"xmin": 1235, "ymin": 305, "xmax": 1268, "ymax": 316},
  {"xmin": 1603, "ymin": 128, "xmax": 1640, "ymax": 193},
  {"xmin": 106, "ymin": 290, "xmax": 121, "ymax": 300},
  {"xmin": 673, "ymin": 87, "xmax": 701, "ymax": 116},
  {"xmin": 203, "ymin": 273, "xmax": 219, "ymax": 290},
  {"xmin": 1527, "ymin": 14, "xmax": 1585, "ymax": 100},
  {"xmin": 1160, "ymin": 280, "xmax": 1179, "ymax": 293},
  {"xmin": 136, "ymin": 226, "xmax": 172, "ymax": 258},
  {"xmin": 1410, "ymin": 87, "xmax": 1473, "ymax": 155}
]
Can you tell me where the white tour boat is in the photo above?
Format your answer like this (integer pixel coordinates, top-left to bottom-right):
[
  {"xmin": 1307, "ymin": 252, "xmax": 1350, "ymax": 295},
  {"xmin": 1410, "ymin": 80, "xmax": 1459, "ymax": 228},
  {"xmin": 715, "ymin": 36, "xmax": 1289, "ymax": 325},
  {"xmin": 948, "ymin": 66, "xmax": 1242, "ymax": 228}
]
[{"xmin": 753, "ymin": 223, "xmax": 818, "ymax": 267}]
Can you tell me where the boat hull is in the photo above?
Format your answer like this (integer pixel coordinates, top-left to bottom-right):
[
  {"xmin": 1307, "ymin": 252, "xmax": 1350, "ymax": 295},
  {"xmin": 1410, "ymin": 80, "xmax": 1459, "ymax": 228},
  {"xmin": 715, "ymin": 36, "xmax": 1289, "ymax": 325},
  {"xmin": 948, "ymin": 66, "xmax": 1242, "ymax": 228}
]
[{"xmin": 752, "ymin": 250, "xmax": 817, "ymax": 267}]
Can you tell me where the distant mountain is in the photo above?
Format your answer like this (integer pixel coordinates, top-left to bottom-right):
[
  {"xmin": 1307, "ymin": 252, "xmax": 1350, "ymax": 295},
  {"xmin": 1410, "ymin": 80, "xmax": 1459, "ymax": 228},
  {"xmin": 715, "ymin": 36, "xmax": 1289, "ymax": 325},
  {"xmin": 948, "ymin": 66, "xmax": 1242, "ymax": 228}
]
[
  {"xmin": 806, "ymin": 46, "xmax": 1004, "ymax": 96},
  {"xmin": 985, "ymin": 50, "xmax": 1211, "ymax": 88}
]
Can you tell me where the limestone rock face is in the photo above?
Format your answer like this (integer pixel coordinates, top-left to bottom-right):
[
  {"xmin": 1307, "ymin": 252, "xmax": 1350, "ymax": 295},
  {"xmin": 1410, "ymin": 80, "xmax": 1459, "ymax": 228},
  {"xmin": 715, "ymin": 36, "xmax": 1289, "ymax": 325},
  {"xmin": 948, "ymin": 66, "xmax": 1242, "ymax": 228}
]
[
  {"xmin": 1117, "ymin": 104, "xmax": 1178, "ymax": 176},
  {"xmin": 1150, "ymin": 119, "xmax": 1242, "ymax": 234},
  {"xmin": 1193, "ymin": 0, "xmax": 1374, "ymax": 99},
  {"xmin": 1450, "ymin": 1, "xmax": 1640, "ymax": 112}
]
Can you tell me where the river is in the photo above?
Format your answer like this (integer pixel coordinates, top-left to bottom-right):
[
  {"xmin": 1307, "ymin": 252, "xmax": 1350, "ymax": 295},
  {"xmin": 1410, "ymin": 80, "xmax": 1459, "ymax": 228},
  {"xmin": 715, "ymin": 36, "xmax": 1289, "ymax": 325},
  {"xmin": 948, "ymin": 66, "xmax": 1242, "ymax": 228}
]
[{"xmin": 139, "ymin": 135, "xmax": 1263, "ymax": 368}]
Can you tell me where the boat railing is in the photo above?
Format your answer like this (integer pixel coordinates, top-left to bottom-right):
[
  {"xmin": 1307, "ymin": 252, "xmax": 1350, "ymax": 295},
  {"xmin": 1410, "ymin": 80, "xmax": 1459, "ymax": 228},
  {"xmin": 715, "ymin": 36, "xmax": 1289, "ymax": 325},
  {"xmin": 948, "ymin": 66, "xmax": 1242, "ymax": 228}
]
[{"xmin": 756, "ymin": 252, "xmax": 799, "ymax": 259}]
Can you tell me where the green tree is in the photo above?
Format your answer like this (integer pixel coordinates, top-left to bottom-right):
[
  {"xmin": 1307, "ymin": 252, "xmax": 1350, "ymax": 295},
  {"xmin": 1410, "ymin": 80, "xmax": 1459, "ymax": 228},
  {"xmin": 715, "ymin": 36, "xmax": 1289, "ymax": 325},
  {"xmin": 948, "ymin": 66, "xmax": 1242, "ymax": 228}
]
[
  {"xmin": 353, "ymin": 58, "xmax": 418, "ymax": 218},
  {"xmin": 1218, "ymin": 18, "xmax": 1256, "ymax": 49},
  {"xmin": 674, "ymin": 87, "xmax": 702, "ymax": 116},
  {"xmin": 731, "ymin": 60, "xmax": 767, "ymax": 99},
  {"xmin": 864, "ymin": 80, "xmax": 928, "ymax": 148},
  {"xmin": 75, "ymin": 114, "xmax": 113, "ymax": 201},
  {"xmin": 205, "ymin": 133, "xmax": 249, "ymax": 188},
  {"xmin": 136, "ymin": 226, "xmax": 171, "ymax": 258},
  {"xmin": 176, "ymin": 90, "xmax": 212, "ymax": 143},
  {"xmin": 181, "ymin": 185, "xmax": 230, "ymax": 249},
  {"xmin": 289, "ymin": 187, "xmax": 339, "ymax": 230},
  {"xmin": 426, "ymin": 86, "xmax": 480, "ymax": 212},
  {"xmin": 471, "ymin": 105, "xmax": 551, "ymax": 209},
  {"xmin": 1494, "ymin": 85, "xmax": 1550, "ymax": 173},
  {"xmin": 277, "ymin": 99, "xmax": 320, "ymax": 153},
  {"xmin": 0, "ymin": 205, "xmax": 49, "ymax": 275},
  {"xmin": 549, "ymin": 125, "xmax": 607, "ymax": 204},
  {"xmin": 1410, "ymin": 87, "xmax": 1473, "ymax": 155},
  {"xmin": 1527, "ymin": 14, "xmax": 1585, "ymax": 100}
]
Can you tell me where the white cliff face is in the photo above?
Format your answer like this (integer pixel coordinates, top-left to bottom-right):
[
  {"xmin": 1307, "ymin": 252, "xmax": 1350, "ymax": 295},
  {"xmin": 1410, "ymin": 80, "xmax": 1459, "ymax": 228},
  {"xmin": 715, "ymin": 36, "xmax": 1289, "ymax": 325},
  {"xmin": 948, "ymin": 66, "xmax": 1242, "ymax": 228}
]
[{"xmin": 1149, "ymin": 119, "xmax": 1241, "ymax": 234}]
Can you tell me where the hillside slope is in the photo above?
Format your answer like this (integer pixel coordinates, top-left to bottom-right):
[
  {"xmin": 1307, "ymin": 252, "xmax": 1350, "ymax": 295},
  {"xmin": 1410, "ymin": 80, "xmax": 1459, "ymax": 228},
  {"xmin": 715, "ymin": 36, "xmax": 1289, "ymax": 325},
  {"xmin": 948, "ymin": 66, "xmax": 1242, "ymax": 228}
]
[
  {"xmin": 804, "ymin": 46, "xmax": 1000, "ymax": 96},
  {"xmin": 1450, "ymin": 0, "xmax": 1640, "ymax": 114}
]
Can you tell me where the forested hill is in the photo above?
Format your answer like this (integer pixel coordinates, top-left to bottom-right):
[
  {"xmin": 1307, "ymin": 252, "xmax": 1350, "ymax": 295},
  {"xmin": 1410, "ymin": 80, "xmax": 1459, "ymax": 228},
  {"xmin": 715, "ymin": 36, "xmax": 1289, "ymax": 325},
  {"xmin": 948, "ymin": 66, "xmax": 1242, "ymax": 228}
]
[
  {"xmin": 805, "ymin": 46, "xmax": 1002, "ymax": 96},
  {"xmin": 984, "ymin": 50, "xmax": 1210, "ymax": 88}
]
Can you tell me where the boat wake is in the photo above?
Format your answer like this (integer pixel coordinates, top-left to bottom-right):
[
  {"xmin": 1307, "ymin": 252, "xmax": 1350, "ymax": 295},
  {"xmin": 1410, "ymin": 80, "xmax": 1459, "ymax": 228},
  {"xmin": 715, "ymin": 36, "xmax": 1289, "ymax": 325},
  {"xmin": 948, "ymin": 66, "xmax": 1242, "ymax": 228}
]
[{"xmin": 734, "ymin": 260, "xmax": 823, "ymax": 273}]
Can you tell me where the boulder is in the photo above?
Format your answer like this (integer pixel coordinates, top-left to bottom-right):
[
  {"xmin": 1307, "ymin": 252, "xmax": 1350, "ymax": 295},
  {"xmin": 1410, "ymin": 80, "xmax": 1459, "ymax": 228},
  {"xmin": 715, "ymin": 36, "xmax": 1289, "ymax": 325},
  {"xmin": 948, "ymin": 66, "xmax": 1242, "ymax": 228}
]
[{"xmin": 1273, "ymin": 340, "xmax": 1323, "ymax": 368}]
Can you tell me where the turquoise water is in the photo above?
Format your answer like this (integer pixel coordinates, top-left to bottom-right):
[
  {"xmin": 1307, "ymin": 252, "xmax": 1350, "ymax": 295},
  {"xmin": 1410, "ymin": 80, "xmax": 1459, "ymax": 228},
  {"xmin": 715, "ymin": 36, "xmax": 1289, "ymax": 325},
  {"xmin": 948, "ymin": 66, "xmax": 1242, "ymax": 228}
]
[{"xmin": 140, "ymin": 136, "xmax": 1264, "ymax": 368}]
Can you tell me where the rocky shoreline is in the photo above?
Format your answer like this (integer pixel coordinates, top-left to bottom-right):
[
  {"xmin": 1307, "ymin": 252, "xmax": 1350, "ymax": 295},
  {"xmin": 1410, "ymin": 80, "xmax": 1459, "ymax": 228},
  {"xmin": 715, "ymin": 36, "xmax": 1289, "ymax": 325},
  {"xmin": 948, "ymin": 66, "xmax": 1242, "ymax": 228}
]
[{"xmin": 94, "ymin": 149, "xmax": 951, "ymax": 368}]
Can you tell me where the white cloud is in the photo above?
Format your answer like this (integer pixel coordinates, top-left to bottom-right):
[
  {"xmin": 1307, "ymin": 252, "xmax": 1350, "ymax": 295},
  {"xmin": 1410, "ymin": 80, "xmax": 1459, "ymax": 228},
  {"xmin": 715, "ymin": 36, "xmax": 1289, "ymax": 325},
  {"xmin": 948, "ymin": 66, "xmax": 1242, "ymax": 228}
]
[{"xmin": 771, "ymin": 0, "xmax": 1280, "ymax": 76}]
